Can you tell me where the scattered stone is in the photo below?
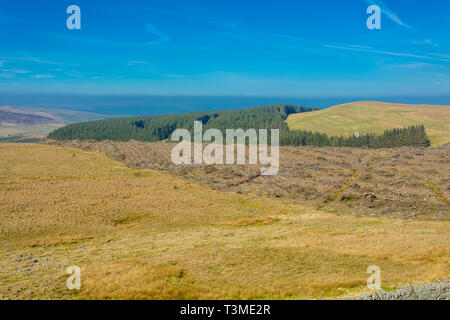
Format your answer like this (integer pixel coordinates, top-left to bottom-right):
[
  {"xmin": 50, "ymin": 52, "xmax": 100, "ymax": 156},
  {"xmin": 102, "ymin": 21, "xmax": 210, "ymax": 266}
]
[
  {"xmin": 358, "ymin": 281, "xmax": 450, "ymax": 300},
  {"xmin": 364, "ymin": 193, "xmax": 377, "ymax": 201}
]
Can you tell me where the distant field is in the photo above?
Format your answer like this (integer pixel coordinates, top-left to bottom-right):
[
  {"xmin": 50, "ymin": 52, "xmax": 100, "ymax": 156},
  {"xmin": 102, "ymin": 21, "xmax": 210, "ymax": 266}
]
[
  {"xmin": 0, "ymin": 124, "xmax": 64, "ymax": 140},
  {"xmin": 0, "ymin": 136, "xmax": 43, "ymax": 143},
  {"xmin": 286, "ymin": 101, "xmax": 450, "ymax": 146},
  {"xmin": 0, "ymin": 106, "xmax": 108, "ymax": 140}
]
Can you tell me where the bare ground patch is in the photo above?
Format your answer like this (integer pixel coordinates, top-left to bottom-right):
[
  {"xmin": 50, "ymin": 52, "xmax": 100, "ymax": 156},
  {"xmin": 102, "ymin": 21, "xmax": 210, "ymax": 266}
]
[{"xmin": 45, "ymin": 140, "xmax": 450, "ymax": 220}]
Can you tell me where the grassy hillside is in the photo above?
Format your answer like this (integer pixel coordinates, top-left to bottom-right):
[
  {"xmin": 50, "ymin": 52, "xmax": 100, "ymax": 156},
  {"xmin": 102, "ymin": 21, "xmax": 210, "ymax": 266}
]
[
  {"xmin": 0, "ymin": 143, "xmax": 449, "ymax": 299},
  {"xmin": 286, "ymin": 101, "xmax": 450, "ymax": 146}
]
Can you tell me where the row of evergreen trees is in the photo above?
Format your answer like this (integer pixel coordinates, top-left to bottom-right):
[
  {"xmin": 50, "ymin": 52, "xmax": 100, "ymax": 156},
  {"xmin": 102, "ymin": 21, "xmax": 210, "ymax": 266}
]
[
  {"xmin": 280, "ymin": 125, "xmax": 430, "ymax": 148},
  {"xmin": 48, "ymin": 105, "xmax": 430, "ymax": 148},
  {"xmin": 48, "ymin": 105, "xmax": 313, "ymax": 142}
]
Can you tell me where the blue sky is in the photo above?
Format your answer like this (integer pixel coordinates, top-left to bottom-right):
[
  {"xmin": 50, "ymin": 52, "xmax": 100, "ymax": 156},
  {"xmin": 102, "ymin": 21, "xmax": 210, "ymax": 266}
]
[{"xmin": 0, "ymin": 0, "xmax": 449, "ymax": 98}]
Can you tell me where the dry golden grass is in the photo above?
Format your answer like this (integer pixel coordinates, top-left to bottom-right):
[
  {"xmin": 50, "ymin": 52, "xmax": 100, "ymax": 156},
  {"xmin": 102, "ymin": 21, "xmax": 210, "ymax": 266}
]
[
  {"xmin": 287, "ymin": 101, "xmax": 450, "ymax": 146},
  {"xmin": 0, "ymin": 143, "xmax": 449, "ymax": 300}
]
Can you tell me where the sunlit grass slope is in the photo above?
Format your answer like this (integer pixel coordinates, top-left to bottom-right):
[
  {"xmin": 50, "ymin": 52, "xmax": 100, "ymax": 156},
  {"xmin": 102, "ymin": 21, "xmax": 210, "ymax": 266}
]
[
  {"xmin": 286, "ymin": 101, "xmax": 450, "ymax": 146},
  {"xmin": 0, "ymin": 144, "xmax": 449, "ymax": 299}
]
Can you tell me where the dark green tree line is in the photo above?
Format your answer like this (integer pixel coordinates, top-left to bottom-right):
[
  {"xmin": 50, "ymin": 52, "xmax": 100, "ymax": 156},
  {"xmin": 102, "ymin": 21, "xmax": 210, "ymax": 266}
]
[{"xmin": 48, "ymin": 105, "xmax": 430, "ymax": 148}]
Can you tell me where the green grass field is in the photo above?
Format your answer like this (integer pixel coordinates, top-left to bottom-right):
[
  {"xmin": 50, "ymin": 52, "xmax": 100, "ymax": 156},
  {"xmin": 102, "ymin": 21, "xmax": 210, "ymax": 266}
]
[{"xmin": 286, "ymin": 101, "xmax": 450, "ymax": 146}]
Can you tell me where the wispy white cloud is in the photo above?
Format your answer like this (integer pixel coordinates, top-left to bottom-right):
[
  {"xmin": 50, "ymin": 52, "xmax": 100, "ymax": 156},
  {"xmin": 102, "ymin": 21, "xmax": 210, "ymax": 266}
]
[
  {"xmin": 128, "ymin": 60, "xmax": 148, "ymax": 66},
  {"xmin": 0, "ymin": 65, "xmax": 31, "ymax": 77},
  {"xmin": 45, "ymin": 33, "xmax": 152, "ymax": 49},
  {"xmin": 66, "ymin": 71, "xmax": 83, "ymax": 78},
  {"xmin": 0, "ymin": 72, "xmax": 16, "ymax": 78},
  {"xmin": 320, "ymin": 43, "xmax": 450, "ymax": 62},
  {"xmin": 364, "ymin": 0, "xmax": 412, "ymax": 29},
  {"xmin": 413, "ymin": 39, "xmax": 439, "ymax": 47},
  {"xmin": 430, "ymin": 53, "xmax": 450, "ymax": 60},
  {"xmin": 8, "ymin": 68, "xmax": 31, "ymax": 74},
  {"xmin": 31, "ymin": 74, "xmax": 55, "ymax": 79},
  {"xmin": 223, "ymin": 31, "xmax": 450, "ymax": 63},
  {"xmin": 162, "ymin": 73, "xmax": 185, "ymax": 79},
  {"xmin": 145, "ymin": 23, "xmax": 170, "ymax": 42},
  {"xmin": 0, "ymin": 55, "xmax": 64, "ymax": 65},
  {"xmin": 384, "ymin": 62, "xmax": 445, "ymax": 69}
]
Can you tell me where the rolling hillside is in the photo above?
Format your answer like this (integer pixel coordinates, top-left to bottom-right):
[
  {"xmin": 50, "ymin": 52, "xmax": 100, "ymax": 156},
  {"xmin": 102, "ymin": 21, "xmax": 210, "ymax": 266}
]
[
  {"xmin": 1, "ymin": 143, "xmax": 449, "ymax": 299},
  {"xmin": 286, "ymin": 101, "xmax": 450, "ymax": 147},
  {"xmin": 0, "ymin": 106, "xmax": 109, "ymax": 142}
]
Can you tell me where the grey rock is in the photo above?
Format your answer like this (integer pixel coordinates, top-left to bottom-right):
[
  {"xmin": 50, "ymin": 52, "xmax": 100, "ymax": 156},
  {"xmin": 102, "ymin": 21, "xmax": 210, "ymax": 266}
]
[{"xmin": 358, "ymin": 281, "xmax": 450, "ymax": 300}]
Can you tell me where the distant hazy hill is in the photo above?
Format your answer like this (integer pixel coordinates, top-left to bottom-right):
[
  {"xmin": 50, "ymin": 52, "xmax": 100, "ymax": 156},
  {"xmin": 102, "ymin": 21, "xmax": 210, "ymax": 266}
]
[
  {"xmin": 286, "ymin": 101, "xmax": 450, "ymax": 147},
  {"xmin": 0, "ymin": 109, "xmax": 59, "ymax": 125},
  {"xmin": 0, "ymin": 106, "xmax": 108, "ymax": 142}
]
